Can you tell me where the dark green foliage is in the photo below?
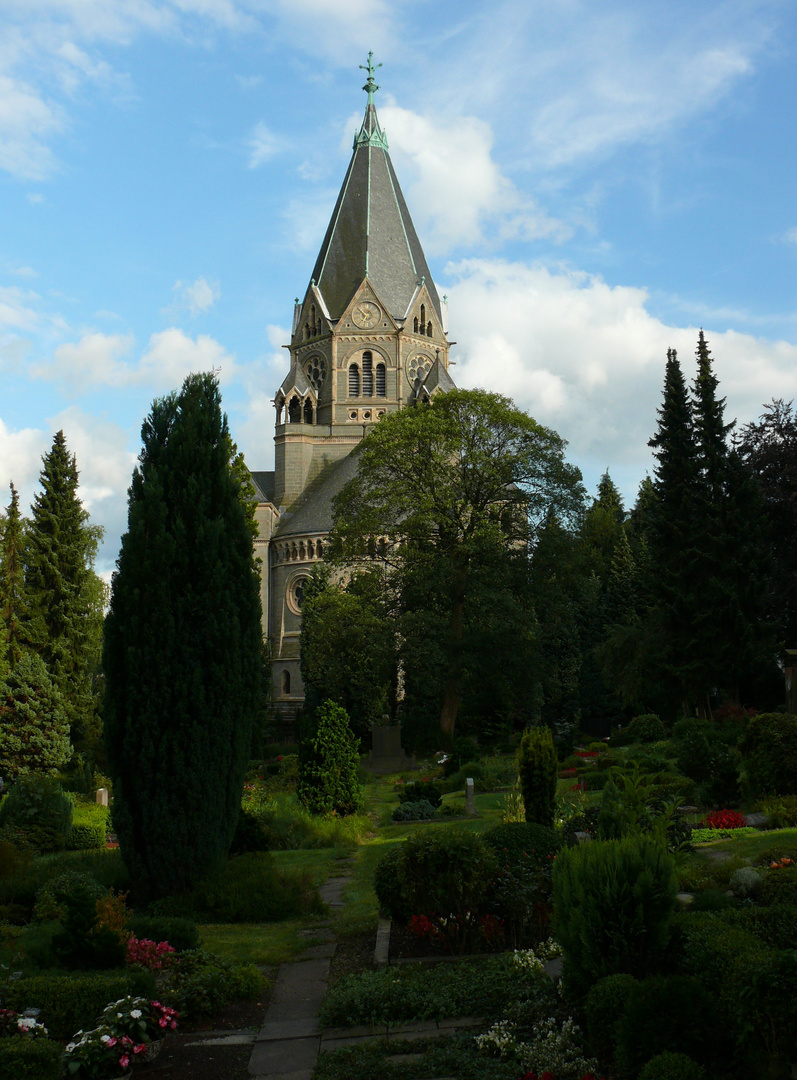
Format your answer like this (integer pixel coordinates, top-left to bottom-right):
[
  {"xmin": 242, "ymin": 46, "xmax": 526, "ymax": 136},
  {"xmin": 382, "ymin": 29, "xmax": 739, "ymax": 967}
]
[
  {"xmin": 127, "ymin": 915, "xmax": 199, "ymax": 952},
  {"xmin": 739, "ymin": 712, "xmax": 797, "ymax": 797},
  {"xmin": 24, "ymin": 431, "xmax": 103, "ymax": 754},
  {"xmin": 442, "ymin": 736, "xmax": 480, "ymax": 776},
  {"xmin": 637, "ymin": 1052, "xmax": 706, "ymax": 1080},
  {"xmin": 396, "ymin": 780, "xmax": 442, "ymax": 808},
  {"xmin": 0, "ymin": 652, "xmax": 70, "ymax": 778},
  {"xmin": 584, "ymin": 972, "xmax": 639, "ymax": 1068},
  {"xmin": 553, "ymin": 835, "xmax": 677, "ymax": 997},
  {"xmin": 159, "ymin": 949, "xmax": 266, "ymax": 1021},
  {"xmin": 317, "ymin": 953, "xmax": 521, "ymax": 1028},
  {"xmin": 483, "ymin": 822, "xmax": 561, "ymax": 870},
  {"xmin": 671, "ymin": 716, "xmax": 741, "ymax": 804},
  {"xmin": 0, "ymin": 773, "xmax": 72, "ymax": 852},
  {"xmin": 391, "ymin": 799, "xmax": 437, "ymax": 821},
  {"xmin": 300, "ymin": 573, "xmax": 394, "ymax": 739},
  {"xmin": 50, "ymin": 878, "xmax": 126, "ymax": 969},
  {"xmin": 66, "ymin": 805, "xmax": 108, "ymax": 850},
  {"xmin": 0, "ymin": 483, "xmax": 30, "ymax": 671},
  {"xmin": 104, "ymin": 373, "xmax": 262, "ymax": 898},
  {"xmin": 738, "ymin": 400, "xmax": 797, "ymax": 649},
  {"xmin": 615, "ymin": 974, "xmax": 717, "ymax": 1075},
  {"xmin": 329, "ymin": 388, "xmax": 585, "ymax": 740},
  {"xmin": 373, "ymin": 845, "xmax": 412, "ymax": 922},
  {"xmin": 229, "ymin": 806, "xmax": 272, "ymax": 853},
  {"xmin": 517, "ymin": 725, "xmax": 557, "ymax": 825},
  {"xmin": 193, "ymin": 853, "xmax": 322, "ymax": 922},
  {"xmin": 676, "ymin": 911, "xmax": 797, "ymax": 1074},
  {"xmin": 1, "ymin": 971, "xmax": 155, "ymax": 1041},
  {"xmin": 297, "ymin": 699, "xmax": 364, "ymax": 817},
  {"xmin": 33, "ymin": 870, "xmax": 104, "ymax": 922},
  {"xmin": 625, "ymin": 713, "xmax": 666, "ymax": 743},
  {"xmin": 393, "ymin": 826, "xmax": 497, "ymax": 953},
  {"xmin": 0, "ymin": 1036, "xmax": 63, "ymax": 1079}
]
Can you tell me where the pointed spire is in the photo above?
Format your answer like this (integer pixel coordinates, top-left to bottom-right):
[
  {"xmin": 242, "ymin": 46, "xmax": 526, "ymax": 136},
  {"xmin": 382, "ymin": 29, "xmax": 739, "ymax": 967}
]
[{"xmin": 354, "ymin": 51, "xmax": 389, "ymax": 150}]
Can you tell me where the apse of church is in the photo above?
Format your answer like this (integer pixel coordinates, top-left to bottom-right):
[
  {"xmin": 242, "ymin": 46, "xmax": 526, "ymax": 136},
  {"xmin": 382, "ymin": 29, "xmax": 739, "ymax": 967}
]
[{"xmin": 249, "ymin": 54, "xmax": 456, "ymax": 719}]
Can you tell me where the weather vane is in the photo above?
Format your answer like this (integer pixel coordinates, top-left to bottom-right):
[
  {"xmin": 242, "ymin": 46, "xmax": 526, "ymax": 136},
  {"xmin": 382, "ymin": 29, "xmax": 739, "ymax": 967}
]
[{"xmin": 360, "ymin": 52, "xmax": 382, "ymax": 105}]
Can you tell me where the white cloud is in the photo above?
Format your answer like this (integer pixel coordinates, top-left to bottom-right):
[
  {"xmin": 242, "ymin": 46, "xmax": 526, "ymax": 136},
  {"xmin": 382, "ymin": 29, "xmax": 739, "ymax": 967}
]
[
  {"xmin": 0, "ymin": 285, "xmax": 42, "ymax": 333},
  {"xmin": 32, "ymin": 327, "xmax": 235, "ymax": 392},
  {"xmin": 0, "ymin": 73, "xmax": 63, "ymax": 180},
  {"xmin": 783, "ymin": 227, "xmax": 797, "ymax": 247},
  {"xmin": 445, "ymin": 258, "xmax": 797, "ymax": 497},
  {"xmin": 378, "ymin": 104, "xmax": 570, "ymax": 254},
  {"xmin": 0, "ymin": 417, "xmax": 49, "ymax": 505},
  {"xmin": 174, "ymin": 276, "xmax": 220, "ymax": 314},
  {"xmin": 247, "ymin": 121, "xmax": 281, "ymax": 168},
  {"xmin": 138, "ymin": 327, "xmax": 236, "ymax": 387}
]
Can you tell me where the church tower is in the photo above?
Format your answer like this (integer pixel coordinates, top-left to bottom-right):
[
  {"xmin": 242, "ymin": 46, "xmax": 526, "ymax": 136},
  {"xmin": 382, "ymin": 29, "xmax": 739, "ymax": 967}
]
[{"xmin": 251, "ymin": 54, "xmax": 456, "ymax": 721}]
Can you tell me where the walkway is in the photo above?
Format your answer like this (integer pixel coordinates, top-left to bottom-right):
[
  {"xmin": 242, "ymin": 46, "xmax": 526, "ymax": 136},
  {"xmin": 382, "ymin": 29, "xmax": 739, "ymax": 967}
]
[{"xmin": 247, "ymin": 870, "xmax": 349, "ymax": 1079}]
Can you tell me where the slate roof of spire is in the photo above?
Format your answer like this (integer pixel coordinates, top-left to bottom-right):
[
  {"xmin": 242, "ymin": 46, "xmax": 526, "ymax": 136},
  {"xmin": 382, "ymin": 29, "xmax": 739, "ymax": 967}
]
[{"xmin": 309, "ymin": 64, "xmax": 441, "ymax": 325}]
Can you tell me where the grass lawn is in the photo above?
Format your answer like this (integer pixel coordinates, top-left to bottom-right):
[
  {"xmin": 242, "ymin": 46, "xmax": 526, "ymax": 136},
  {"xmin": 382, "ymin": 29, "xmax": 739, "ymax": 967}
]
[{"xmin": 199, "ymin": 920, "xmax": 328, "ymax": 966}]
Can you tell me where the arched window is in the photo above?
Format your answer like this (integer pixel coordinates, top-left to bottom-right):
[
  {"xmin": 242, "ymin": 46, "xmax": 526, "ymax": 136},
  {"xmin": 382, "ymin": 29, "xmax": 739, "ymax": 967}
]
[
  {"xmin": 288, "ymin": 397, "xmax": 301, "ymax": 423},
  {"xmin": 282, "ymin": 670, "xmax": 291, "ymax": 696},
  {"xmin": 348, "ymin": 364, "xmax": 360, "ymax": 396},
  {"xmin": 303, "ymin": 399, "xmax": 313, "ymax": 424},
  {"xmin": 420, "ymin": 304, "xmax": 425, "ymax": 328},
  {"xmin": 362, "ymin": 351, "xmax": 373, "ymax": 396},
  {"xmin": 310, "ymin": 305, "xmax": 316, "ymax": 334},
  {"xmin": 376, "ymin": 362, "xmax": 386, "ymax": 396},
  {"xmin": 413, "ymin": 316, "xmax": 419, "ymax": 332},
  {"xmin": 427, "ymin": 322, "xmax": 432, "ymax": 337}
]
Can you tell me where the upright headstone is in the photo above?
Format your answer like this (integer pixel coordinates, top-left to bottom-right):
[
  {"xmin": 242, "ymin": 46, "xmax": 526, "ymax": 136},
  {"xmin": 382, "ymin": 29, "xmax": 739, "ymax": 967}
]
[
  {"xmin": 466, "ymin": 777, "xmax": 475, "ymax": 816},
  {"xmin": 366, "ymin": 721, "xmax": 416, "ymax": 775},
  {"xmin": 96, "ymin": 787, "xmax": 109, "ymax": 807}
]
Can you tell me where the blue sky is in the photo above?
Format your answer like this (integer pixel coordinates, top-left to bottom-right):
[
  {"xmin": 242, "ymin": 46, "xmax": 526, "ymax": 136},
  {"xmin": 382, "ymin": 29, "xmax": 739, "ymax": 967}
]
[{"xmin": 1, "ymin": 0, "xmax": 796, "ymax": 575}]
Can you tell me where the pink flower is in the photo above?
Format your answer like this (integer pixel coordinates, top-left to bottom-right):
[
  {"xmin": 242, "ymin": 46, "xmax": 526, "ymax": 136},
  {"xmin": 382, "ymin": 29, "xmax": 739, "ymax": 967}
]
[{"xmin": 119, "ymin": 1055, "xmax": 130, "ymax": 1068}]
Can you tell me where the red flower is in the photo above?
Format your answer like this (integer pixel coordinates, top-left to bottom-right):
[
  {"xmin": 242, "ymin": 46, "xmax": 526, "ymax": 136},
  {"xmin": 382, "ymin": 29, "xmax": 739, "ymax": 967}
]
[{"xmin": 701, "ymin": 809, "xmax": 746, "ymax": 830}]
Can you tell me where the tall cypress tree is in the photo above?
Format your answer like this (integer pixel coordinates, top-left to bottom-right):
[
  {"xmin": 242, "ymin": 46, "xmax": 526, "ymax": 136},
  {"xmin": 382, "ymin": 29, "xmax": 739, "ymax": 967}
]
[
  {"xmin": 104, "ymin": 373, "xmax": 262, "ymax": 898},
  {"xmin": 25, "ymin": 434, "xmax": 100, "ymax": 749}
]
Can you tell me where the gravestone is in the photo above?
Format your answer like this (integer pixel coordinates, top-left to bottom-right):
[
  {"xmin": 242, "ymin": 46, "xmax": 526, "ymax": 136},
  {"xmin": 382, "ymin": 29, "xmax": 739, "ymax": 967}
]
[
  {"xmin": 96, "ymin": 787, "xmax": 109, "ymax": 807},
  {"xmin": 366, "ymin": 722, "xmax": 415, "ymax": 775},
  {"xmin": 465, "ymin": 777, "xmax": 475, "ymax": 815}
]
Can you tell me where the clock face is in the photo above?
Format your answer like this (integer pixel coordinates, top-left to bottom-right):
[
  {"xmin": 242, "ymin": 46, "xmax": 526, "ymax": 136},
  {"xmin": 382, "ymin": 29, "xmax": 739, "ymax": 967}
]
[{"xmin": 352, "ymin": 301, "xmax": 381, "ymax": 329}]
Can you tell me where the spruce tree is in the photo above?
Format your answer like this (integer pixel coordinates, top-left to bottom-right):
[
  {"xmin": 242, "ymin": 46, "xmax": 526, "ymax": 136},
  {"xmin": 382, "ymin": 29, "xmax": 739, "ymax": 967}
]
[
  {"xmin": 25, "ymin": 433, "xmax": 101, "ymax": 750},
  {"xmin": 0, "ymin": 484, "xmax": 30, "ymax": 670},
  {"xmin": 103, "ymin": 373, "xmax": 262, "ymax": 898},
  {"xmin": 647, "ymin": 348, "xmax": 703, "ymax": 711},
  {"xmin": 0, "ymin": 651, "xmax": 70, "ymax": 778}
]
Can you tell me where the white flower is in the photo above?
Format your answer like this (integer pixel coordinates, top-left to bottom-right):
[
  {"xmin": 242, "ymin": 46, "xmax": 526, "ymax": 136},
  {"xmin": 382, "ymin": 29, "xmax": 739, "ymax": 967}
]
[
  {"xmin": 101, "ymin": 1034, "xmax": 111, "ymax": 1043},
  {"xmin": 66, "ymin": 1043, "xmax": 76, "ymax": 1053},
  {"xmin": 130, "ymin": 1009, "xmax": 142, "ymax": 1019}
]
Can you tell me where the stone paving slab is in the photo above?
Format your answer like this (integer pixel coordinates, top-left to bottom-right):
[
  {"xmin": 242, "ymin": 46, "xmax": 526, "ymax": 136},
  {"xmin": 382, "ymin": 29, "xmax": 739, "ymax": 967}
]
[
  {"xmin": 265, "ymin": 999, "xmax": 321, "ymax": 1023},
  {"xmin": 301, "ymin": 943, "xmax": 336, "ymax": 960},
  {"xmin": 185, "ymin": 1033, "xmax": 255, "ymax": 1047},
  {"xmin": 257, "ymin": 1019, "xmax": 319, "ymax": 1041},
  {"xmin": 318, "ymin": 877, "xmax": 348, "ymax": 907},
  {"xmin": 248, "ymin": 1036, "xmax": 320, "ymax": 1076}
]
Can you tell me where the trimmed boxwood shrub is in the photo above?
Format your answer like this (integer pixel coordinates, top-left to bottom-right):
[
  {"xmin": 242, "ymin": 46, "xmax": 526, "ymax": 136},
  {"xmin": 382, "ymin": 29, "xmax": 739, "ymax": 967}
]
[
  {"xmin": 638, "ymin": 1052, "xmax": 705, "ymax": 1080},
  {"xmin": 625, "ymin": 714, "xmax": 666, "ymax": 743},
  {"xmin": 553, "ymin": 835, "xmax": 677, "ymax": 997},
  {"xmin": 615, "ymin": 974, "xmax": 718, "ymax": 1075},
  {"xmin": 483, "ymin": 822, "xmax": 560, "ymax": 870},
  {"xmin": 0, "ymin": 774, "xmax": 73, "ymax": 853},
  {"xmin": 66, "ymin": 804, "xmax": 109, "ymax": 850},
  {"xmin": 584, "ymin": 972, "xmax": 638, "ymax": 1067},
  {"xmin": 373, "ymin": 844, "xmax": 411, "ymax": 922},
  {"xmin": 1, "ymin": 970, "xmax": 155, "ymax": 1041},
  {"xmin": 0, "ymin": 1036, "xmax": 63, "ymax": 1079}
]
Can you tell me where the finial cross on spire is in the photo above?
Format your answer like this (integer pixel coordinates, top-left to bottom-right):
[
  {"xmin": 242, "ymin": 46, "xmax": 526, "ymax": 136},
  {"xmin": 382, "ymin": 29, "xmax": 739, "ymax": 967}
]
[{"xmin": 360, "ymin": 51, "xmax": 382, "ymax": 105}]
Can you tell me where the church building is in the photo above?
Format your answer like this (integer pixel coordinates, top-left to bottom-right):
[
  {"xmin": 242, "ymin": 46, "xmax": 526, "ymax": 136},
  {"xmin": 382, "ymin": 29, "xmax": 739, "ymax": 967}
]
[{"xmin": 250, "ymin": 55, "xmax": 456, "ymax": 720}]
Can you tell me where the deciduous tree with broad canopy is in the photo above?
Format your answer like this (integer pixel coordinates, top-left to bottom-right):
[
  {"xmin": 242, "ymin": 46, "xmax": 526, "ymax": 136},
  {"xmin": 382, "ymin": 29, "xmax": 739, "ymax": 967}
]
[
  {"xmin": 103, "ymin": 373, "xmax": 262, "ymax": 898},
  {"xmin": 327, "ymin": 388, "xmax": 585, "ymax": 739}
]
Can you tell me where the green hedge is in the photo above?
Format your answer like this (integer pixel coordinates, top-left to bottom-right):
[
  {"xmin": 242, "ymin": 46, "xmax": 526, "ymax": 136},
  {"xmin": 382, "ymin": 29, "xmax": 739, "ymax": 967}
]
[
  {"xmin": 1, "ymin": 970, "xmax": 155, "ymax": 1041},
  {"xmin": 66, "ymin": 804, "xmax": 109, "ymax": 850},
  {"xmin": 0, "ymin": 1036, "xmax": 63, "ymax": 1079}
]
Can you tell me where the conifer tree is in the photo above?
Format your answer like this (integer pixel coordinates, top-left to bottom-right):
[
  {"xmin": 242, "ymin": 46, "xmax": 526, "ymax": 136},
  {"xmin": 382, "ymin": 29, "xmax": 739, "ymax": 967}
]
[
  {"xmin": 0, "ymin": 484, "xmax": 30, "ymax": 670},
  {"xmin": 103, "ymin": 373, "xmax": 262, "ymax": 898},
  {"xmin": 0, "ymin": 651, "xmax": 70, "ymax": 778},
  {"xmin": 647, "ymin": 348, "xmax": 703, "ymax": 710},
  {"xmin": 25, "ymin": 433, "xmax": 101, "ymax": 750}
]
